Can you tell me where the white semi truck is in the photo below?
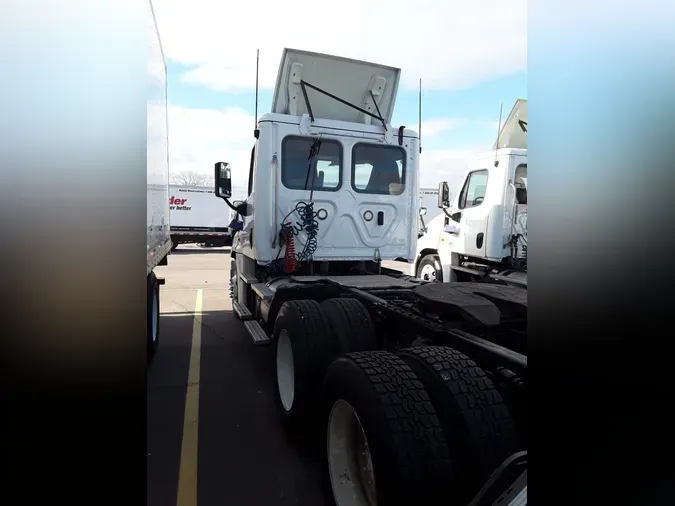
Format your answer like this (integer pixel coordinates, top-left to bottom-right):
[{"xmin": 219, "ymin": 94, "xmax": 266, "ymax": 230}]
[
  {"xmin": 169, "ymin": 185, "xmax": 233, "ymax": 250},
  {"xmin": 146, "ymin": 0, "xmax": 170, "ymax": 363},
  {"xmin": 216, "ymin": 49, "xmax": 527, "ymax": 505},
  {"xmin": 413, "ymin": 99, "xmax": 527, "ymax": 289}
]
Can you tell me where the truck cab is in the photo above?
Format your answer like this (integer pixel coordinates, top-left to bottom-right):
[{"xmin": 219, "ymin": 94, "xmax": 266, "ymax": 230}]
[
  {"xmin": 413, "ymin": 99, "xmax": 527, "ymax": 287},
  {"xmin": 220, "ymin": 49, "xmax": 419, "ymax": 285}
]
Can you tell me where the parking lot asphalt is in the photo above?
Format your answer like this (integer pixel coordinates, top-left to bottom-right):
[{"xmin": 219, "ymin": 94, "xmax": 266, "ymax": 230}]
[{"xmin": 147, "ymin": 243, "xmax": 407, "ymax": 506}]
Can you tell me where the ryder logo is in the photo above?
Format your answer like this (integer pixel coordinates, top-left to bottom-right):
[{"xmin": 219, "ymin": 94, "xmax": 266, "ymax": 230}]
[{"xmin": 169, "ymin": 196, "xmax": 191, "ymax": 211}]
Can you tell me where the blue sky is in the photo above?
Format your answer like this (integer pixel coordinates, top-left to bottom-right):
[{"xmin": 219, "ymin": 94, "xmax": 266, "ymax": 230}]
[
  {"xmin": 167, "ymin": 60, "xmax": 526, "ymax": 153},
  {"xmin": 152, "ymin": 0, "xmax": 526, "ymax": 193}
]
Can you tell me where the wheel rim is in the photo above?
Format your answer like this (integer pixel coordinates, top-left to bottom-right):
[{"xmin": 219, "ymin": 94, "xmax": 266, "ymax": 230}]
[
  {"xmin": 151, "ymin": 289, "xmax": 159, "ymax": 343},
  {"xmin": 328, "ymin": 399, "xmax": 377, "ymax": 506},
  {"xmin": 276, "ymin": 329, "xmax": 295, "ymax": 412},
  {"xmin": 420, "ymin": 263, "xmax": 437, "ymax": 281}
]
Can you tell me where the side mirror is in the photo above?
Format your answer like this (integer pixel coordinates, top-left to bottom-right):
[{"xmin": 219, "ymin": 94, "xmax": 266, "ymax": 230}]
[
  {"xmin": 214, "ymin": 162, "xmax": 232, "ymax": 199},
  {"xmin": 231, "ymin": 198, "xmax": 251, "ymax": 217},
  {"xmin": 450, "ymin": 211, "xmax": 462, "ymax": 223},
  {"xmin": 438, "ymin": 181, "xmax": 451, "ymax": 209},
  {"xmin": 419, "ymin": 207, "xmax": 428, "ymax": 216}
]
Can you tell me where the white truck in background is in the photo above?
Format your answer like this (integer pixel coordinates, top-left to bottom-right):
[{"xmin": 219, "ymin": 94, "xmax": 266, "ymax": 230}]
[
  {"xmin": 146, "ymin": 0, "xmax": 170, "ymax": 363},
  {"xmin": 412, "ymin": 99, "xmax": 527, "ymax": 288},
  {"xmin": 169, "ymin": 185, "xmax": 233, "ymax": 250},
  {"xmin": 216, "ymin": 49, "xmax": 527, "ymax": 505}
]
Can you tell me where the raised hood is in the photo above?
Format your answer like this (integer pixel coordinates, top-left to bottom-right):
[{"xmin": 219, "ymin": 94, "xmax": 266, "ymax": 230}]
[
  {"xmin": 272, "ymin": 48, "xmax": 401, "ymax": 125},
  {"xmin": 493, "ymin": 98, "xmax": 527, "ymax": 150}
]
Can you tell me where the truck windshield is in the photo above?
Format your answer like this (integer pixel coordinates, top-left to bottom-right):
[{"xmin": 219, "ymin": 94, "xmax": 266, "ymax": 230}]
[{"xmin": 351, "ymin": 143, "xmax": 406, "ymax": 195}]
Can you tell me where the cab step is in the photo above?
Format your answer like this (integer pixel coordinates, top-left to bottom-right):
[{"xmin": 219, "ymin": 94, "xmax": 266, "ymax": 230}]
[
  {"xmin": 232, "ymin": 300, "xmax": 254, "ymax": 321},
  {"xmin": 239, "ymin": 272, "xmax": 258, "ymax": 284},
  {"xmin": 244, "ymin": 320, "xmax": 271, "ymax": 346},
  {"xmin": 251, "ymin": 283, "xmax": 274, "ymax": 301}
]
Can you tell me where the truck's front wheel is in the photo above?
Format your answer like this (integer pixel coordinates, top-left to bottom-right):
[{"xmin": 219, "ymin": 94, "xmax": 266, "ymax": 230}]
[{"xmin": 417, "ymin": 254, "xmax": 443, "ymax": 282}]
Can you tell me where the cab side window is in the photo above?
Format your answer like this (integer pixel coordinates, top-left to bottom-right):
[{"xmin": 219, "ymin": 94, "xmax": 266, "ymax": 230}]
[
  {"xmin": 514, "ymin": 164, "xmax": 527, "ymax": 205},
  {"xmin": 247, "ymin": 145, "xmax": 256, "ymax": 196},
  {"xmin": 458, "ymin": 170, "xmax": 489, "ymax": 209}
]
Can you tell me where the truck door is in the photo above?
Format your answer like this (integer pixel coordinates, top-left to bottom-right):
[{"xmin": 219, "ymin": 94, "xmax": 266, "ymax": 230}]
[
  {"xmin": 510, "ymin": 162, "xmax": 527, "ymax": 258},
  {"xmin": 456, "ymin": 169, "xmax": 490, "ymax": 258}
]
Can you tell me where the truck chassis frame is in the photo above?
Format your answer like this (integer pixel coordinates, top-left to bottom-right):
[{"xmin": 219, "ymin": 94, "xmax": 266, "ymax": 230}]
[{"xmin": 237, "ymin": 270, "xmax": 526, "ymax": 378}]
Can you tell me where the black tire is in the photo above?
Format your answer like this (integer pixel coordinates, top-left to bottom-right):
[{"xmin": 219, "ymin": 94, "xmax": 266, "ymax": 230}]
[
  {"xmin": 273, "ymin": 300, "xmax": 338, "ymax": 435},
  {"xmin": 322, "ymin": 350, "xmax": 453, "ymax": 506},
  {"xmin": 170, "ymin": 238, "xmax": 179, "ymax": 251},
  {"xmin": 397, "ymin": 346, "xmax": 518, "ymax": 502},
  {"xmin": 147, "ymin": 271, "xmax": 160, "ymax": 363},
  {"xmin": 320, "ymin": 298, "xmax": 378, "ymax": 353},
  {"xmin": 417, "ymin": 254, "xmax": 443, "ymax": 282}
]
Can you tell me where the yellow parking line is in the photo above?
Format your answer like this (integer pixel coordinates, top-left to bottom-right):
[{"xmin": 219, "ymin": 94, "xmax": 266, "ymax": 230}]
[{"xmin": 176, "ymin": 289, "xmax": 203, "ymax": 506}]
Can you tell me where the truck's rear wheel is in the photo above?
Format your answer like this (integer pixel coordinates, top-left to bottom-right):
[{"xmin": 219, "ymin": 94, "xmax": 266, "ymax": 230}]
[
  {"xmin": 320, "ymin": 298, "xmax": 378, "ymax": 353},
  {"xmin": 323, "ymin": 350, "xmax": 453, "ymax": 506},
  {"xmin": 147, "ymin": 271, "xmax": 160, "ymax": 363},
  {"xmin": 273, "ymin": 300, "xmax": 338, "ymax": 434},
  {"xmin": 417, "ymin": 254, "xmax": 442, "ymax": 282},
  {"xmin": 397, "ymin": 346, "xmax": 518, "ymax": 503}
]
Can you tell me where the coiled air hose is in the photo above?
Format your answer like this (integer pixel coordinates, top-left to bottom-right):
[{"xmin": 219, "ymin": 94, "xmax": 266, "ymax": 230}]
[{"xmin": 278, "ymin": 201, "xmax": 319, "ymax": 274}]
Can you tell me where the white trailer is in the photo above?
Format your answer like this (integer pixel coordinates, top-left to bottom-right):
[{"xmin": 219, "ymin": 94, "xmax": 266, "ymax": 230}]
[
  {"xmin": 413, "ymin": 99, "xmax": 528, "ymax": 289},
  {"xmin": 146, "ymin": 0, "xmax": 170, "ymax": 363},
  {"xmin": 214, "ymin": 49, "xmax": 527, "ymax": 505},
  {"xmin": 169, "ymin": 185, "xmax": 233, "ymax": 249}
]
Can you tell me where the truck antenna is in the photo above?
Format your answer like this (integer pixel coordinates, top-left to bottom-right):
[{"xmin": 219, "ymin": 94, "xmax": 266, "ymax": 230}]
[
  {"xmin": 254, "ymin": 49, "xmax": 260, "ymax": 138},
  {"xmin": 494, "ymin": 101, "xmax": 503, "ymax": 167},
  {"xmin": 418, "ymin": 78, "xmax": 422, "ymax": 154}
]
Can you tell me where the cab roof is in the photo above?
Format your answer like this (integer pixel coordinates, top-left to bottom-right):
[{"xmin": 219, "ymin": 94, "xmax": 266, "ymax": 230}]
[{"xmin": 493, "ymin": 98, "xmax": 527, "ymax": 150}]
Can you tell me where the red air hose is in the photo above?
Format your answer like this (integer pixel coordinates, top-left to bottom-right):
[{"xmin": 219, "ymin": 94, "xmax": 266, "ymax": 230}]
[{"xmin": 283, "ymin": 224, "xmax": 296, "ymax": 273}]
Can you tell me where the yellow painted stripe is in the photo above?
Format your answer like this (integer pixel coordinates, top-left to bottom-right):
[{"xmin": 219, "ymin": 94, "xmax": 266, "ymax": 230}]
[{"xmin": 176, "ymin": 289, "xmax": 203, "ymax": 506}]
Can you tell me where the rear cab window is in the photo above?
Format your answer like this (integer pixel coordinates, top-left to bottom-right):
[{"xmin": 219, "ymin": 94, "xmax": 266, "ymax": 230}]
[
  {"xmin": 281, "ymin": 136, "xmax": 342, "ymax": 191},
  {"xmin": 351, "ymin": 143, "xmax": 406, "ymax": 195}
]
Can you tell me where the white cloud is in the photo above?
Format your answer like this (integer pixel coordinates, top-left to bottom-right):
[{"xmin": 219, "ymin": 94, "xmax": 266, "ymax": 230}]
[
  {"xmin": 165, "ymin": 105, "xmax": 256, "ymax": 197},
  {"xmin": 420, "ymin": 118, "xmax": 466, "ymax": 138},
  {"xmin": 420, "ymin": 148, "xmax": 483, "ymax": 190},
  {"xmin": 152, "ymin": 0, "xmax": 526, "ymax": 93}
]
